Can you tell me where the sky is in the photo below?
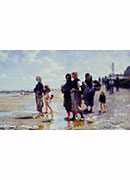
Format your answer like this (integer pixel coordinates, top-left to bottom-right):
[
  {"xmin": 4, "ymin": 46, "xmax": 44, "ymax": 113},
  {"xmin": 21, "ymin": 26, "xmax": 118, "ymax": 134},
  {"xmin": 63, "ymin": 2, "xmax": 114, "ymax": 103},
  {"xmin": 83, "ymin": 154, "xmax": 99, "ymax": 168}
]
[{"xmin": 0, "ymin": 50, "xmax": 130, "ymax": 90}]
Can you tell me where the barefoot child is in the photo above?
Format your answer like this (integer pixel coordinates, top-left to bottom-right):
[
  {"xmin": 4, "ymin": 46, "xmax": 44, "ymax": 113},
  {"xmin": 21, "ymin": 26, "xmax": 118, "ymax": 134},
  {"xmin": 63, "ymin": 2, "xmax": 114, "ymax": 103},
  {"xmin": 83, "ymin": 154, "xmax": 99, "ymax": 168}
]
[
  {"xmin": 44, "ymin": 85, "xmax": 54, "ymax": 117},
  {"xmin": 99, "ymin": 91, "xmax": 107, "ymax": 113}
]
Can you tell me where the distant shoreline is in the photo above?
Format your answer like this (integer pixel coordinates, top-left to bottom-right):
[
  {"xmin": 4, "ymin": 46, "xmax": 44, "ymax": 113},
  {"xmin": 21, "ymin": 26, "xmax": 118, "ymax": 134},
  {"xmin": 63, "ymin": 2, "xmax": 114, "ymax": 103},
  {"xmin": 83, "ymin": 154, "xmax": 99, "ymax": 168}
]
[
  {"xmin": 0, "ymin": 90, "xmax": 33, "ymax": 94},
  {"xmin": 0, "ymin": 89, "xmax": 59, "ymax": 94}
]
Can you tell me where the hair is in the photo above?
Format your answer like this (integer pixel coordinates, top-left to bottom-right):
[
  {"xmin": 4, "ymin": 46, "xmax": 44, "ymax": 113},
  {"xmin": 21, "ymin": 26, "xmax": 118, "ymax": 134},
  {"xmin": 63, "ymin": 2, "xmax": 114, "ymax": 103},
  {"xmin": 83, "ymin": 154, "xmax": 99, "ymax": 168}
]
[
  {"xmin": 85, "ymin": 73, "xmax": 90, "ymax": 79},
  {"xmin": 36, "ymin": 76, "xmax": 42, "ymax": 82},
  {"xmin": 65, "ymin": 73, "xmax": 71, "ymax": 80},
  {"xmin": 72, "ymin": 72, "xmax": 78, "ymax": 79},
  {"xmin": 100, "ymin": 91, "xmax": 105, "ymax": 96},
  {"xmin": 45, "ymin": 85, "xmax": 51, "ymax": 93},
  {"xmin": 85, "ymin": 74, "xmax": 93, "ymax": 87}
]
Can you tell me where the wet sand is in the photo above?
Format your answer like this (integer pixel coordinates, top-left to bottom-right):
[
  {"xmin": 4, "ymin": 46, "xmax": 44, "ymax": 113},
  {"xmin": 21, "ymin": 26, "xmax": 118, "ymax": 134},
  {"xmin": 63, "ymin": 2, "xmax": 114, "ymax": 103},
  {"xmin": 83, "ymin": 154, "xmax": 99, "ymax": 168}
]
[{"xmin": 0, "ymin": 88, "xmax": 130, "ymax": 130}]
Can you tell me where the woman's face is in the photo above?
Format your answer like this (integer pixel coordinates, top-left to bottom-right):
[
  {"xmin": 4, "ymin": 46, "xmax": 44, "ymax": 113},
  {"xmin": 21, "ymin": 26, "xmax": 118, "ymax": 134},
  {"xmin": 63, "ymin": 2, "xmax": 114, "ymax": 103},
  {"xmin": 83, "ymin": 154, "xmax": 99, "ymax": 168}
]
[
  {"xmin": 85, "ymin": 74, "xmax": 91, "ymax": 82},
  {"xmin": 66, "ymin": 74, "xmax": 71, "ymax": 81},
  {"xmin": 72, "ymin": 73, "xmax": 77, "ymax": 80}
]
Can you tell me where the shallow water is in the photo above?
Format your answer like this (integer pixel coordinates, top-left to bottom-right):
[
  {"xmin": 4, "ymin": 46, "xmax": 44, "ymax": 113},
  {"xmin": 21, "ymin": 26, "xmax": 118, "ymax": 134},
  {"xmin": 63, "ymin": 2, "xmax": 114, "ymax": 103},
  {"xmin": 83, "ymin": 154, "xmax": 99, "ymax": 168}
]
[{"xmin": 0, "ymin": 88, "xmax": 130, "ymax": 130}]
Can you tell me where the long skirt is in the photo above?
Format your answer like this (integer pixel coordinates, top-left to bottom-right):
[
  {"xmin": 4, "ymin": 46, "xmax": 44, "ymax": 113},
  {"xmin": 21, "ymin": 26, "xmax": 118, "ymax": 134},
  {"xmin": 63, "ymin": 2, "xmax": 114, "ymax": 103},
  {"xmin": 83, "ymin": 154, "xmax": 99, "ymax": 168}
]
[
  {"xmin": 64, "ymin": 97, "xmax": 72, "ymax": 112},
  {"xmin": 35, "ymin": 94, "xmax": 44, "ymax": 113},
  {"xmin": 71, "ymin": 90, "xmax": 81, "ymax": 113}
]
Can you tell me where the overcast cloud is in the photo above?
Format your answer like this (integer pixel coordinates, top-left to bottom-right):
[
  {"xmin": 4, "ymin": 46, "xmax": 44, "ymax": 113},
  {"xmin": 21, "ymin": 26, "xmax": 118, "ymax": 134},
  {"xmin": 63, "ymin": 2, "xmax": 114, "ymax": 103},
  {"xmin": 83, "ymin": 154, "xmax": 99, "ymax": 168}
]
[{"xmin": 0, "ymin": 50, "xmax": 130, "ymax": 90}]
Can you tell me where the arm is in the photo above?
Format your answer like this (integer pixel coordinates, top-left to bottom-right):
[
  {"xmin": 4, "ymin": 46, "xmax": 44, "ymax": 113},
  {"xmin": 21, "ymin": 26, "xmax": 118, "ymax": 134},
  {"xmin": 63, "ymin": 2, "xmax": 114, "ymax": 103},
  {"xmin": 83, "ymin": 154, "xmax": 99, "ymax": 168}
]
[
  {"xmin": 61, "ymin": 85, "xmax": 64, "ymax": 93},
  {"xmin": 34, "ymin": 84, "xmax": 38, "ymax": 93},
  {"xmin": 78, "ymin": 80, "xmax": 82, "ymax": 91},
  {"xmin": 49, "ymin": 91, "xmax": 53, "ymax": 98}
]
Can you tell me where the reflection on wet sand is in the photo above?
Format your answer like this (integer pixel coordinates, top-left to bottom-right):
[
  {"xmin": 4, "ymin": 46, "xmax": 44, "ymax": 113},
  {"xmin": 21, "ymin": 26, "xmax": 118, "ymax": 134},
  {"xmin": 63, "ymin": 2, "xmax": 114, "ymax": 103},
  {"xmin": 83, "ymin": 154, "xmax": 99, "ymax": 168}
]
[{"xmin": 0, "ymin": 88, "xmax": 130, "ymax": 130}]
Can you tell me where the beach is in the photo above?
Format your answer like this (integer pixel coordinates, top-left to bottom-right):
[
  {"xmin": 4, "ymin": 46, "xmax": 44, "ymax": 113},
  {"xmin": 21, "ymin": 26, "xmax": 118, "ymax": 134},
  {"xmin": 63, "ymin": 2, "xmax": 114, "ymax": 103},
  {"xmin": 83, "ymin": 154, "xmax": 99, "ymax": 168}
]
[{"xmin": 0, "ymin": 88, "xmax": 130, "ymax": 130}]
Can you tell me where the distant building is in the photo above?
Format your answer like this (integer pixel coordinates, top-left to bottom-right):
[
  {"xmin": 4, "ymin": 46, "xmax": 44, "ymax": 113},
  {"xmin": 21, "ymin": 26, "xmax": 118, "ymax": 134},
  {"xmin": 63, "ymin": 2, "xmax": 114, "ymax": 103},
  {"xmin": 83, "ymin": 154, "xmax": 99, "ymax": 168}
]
[
  {"xmin": 109, "ymin": 73, "xmax": 126, "ymax": 80},
  {"xmin": 106, "ymin": 66, "xmax": 130, "ymax": 89},
  {"xmin": 111, "ymin": 62, "xmax": 115, "ymax": 75},
  {"xmin": 124, "ymin": 66, "xmax": 130, "ymax": 78},
  {"xmin": 108, "ymin": 65, "xmax": 130, "ymax": 80},
  {"xmin": 106, "ymin": 65, "xmax": 130, "ymax": 80}
]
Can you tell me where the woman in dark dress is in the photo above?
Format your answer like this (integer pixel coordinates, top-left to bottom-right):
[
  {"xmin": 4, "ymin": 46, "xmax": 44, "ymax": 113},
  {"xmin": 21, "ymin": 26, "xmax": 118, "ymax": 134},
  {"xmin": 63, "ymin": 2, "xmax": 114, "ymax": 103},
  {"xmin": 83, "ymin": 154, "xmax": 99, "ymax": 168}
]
[
  {"xmin": 82, "ymin": 73, "xmax": 101, "ymax": 113},
  {"xmin": 83, "ymin": 82, "xmax": 96, "ymax": 113},
  {"xmin": 61, "ymin": 73, "xmax": 72, "ymax": 120},
  {"xmin": 34, "ymin": 76, "xmax": 45, "ymax": 115}
]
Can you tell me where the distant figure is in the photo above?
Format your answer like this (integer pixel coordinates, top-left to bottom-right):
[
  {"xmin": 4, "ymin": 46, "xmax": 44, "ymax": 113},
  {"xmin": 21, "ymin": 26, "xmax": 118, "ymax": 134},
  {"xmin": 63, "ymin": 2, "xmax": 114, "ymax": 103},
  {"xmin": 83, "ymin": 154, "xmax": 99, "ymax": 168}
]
[
  {"xmin": 109, "ymin": 78, "xmax": 114, "ymax": 94},
  {"xmin": 105, "ymin": 77, "xmax": 110, "ymax": 91},
  {"xmin": 34, "ymin": 76, "xmax": 45, "ymax": 115},
  {"xmin": 61, "ymin": 73, "xmax": 72, "ymax": 120},
  {"xmin": 102, "ymin": 77, "xmax": 105, "ymax": 85},
  {"xmin": 115, "ymin": 76, "xmax": 120, "ymax": 92},
  {"xmin": 99, "ymin": 91, "xmax": 107, "ymax": 113},
  {"xmin": 44, "ymin": 85, "xmax": 54, "ymax": 117},
  {"xmin": 98, "ymin": 77, "xmax": 101, "ymax": 84}
]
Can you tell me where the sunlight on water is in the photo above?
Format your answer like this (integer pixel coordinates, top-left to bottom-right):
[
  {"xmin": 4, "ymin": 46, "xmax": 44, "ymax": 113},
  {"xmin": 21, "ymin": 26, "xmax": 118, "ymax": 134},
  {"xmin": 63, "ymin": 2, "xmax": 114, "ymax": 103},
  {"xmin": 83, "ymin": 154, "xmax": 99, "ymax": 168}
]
[{"xmin": 0, "ymin": 88, "xmax": 130, "ymax": 130}]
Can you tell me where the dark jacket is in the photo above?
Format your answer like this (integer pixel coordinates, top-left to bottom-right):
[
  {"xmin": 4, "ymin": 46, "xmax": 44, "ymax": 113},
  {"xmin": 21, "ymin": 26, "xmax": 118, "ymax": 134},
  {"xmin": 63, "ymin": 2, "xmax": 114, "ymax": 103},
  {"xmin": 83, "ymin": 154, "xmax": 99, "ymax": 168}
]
[
  {"xmin": 61, "ymin": 80, "xmax": 72, "ymax": 112},
  {"xmin": 61, "ymin": 81, "xmax": 72, "ymax": 99},
  {"xmin": 71, "ymin": 78, "xmax": 81, "ymax": 90},
  {"xmin": 34, "ymin": 82, "xmax": 44, "ymax": 96},
  {"xmin": 83, "ymin": 85, "xmax": 96, "ymax": 107}
]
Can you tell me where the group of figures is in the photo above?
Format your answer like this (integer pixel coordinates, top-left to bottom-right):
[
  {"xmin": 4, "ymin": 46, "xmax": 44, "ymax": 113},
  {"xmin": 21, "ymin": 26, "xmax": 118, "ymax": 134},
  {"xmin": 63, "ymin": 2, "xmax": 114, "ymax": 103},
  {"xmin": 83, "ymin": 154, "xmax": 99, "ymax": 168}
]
[
  {"xmin": 101, "ymin": 75, "xmax": 120, "ymax": 94},
  {"xmin": 33, "ymin": 73, "xmax": 120, "ymax": 122},
  {"xmin": 34, "ymin": 76, "xmax": 53, "ymax": 118},
  {"xmin": 61, "ymin": 72, "xmax": 104, "ymax": 121}
]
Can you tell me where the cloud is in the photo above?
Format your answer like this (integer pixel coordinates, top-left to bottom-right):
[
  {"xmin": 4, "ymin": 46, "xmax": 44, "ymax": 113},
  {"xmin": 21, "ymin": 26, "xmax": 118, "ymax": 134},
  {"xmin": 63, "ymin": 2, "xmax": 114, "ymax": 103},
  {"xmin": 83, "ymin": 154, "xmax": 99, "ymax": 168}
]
[
  {"xmin": 0, "ymin": 50, "xmax": 130, "ymax": 90},
  {"xmin": 0, "ymin": 73, "xmax": 8, "ymax": 79},
  {"xmin": 0, "ymin": 52, "xmax": 8, "ymax": 61}
]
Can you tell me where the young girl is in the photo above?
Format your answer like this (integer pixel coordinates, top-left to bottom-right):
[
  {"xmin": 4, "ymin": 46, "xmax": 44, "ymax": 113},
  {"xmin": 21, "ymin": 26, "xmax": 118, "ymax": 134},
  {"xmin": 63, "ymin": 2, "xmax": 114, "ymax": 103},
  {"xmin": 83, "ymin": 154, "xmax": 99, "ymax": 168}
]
[
  {"xmin": 44, "ymin": 85, "xmax": 54, "ymax": 117},
  {"xmin": 99, "ymin": 91, "xmax": 107, "ymax": 113}
]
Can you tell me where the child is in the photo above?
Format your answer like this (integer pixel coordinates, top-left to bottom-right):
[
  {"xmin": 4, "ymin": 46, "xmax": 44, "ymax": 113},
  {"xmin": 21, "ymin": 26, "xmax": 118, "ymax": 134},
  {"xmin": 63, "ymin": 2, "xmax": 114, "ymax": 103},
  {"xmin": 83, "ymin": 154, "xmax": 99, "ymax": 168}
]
[
  {"xmin": 99, "ymin": 91, "xmax": 107, "ymax": 113},
  {"xmin": 44, "ymin": 85, "xmax": 54, "ymax": 117}
]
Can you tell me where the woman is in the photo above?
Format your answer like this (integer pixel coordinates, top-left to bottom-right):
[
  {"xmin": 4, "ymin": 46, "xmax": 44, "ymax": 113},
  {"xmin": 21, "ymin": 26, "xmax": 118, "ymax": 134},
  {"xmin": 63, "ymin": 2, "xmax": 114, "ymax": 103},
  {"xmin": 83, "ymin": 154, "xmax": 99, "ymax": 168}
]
[
  {"xmin": 34, "ymin": 76, "xmax": 45, "ymax": 115},
  {"xmin": 83, "ymin": 74, "xmax": 101, "ymax": 113},
  {"xmin": 61, "ymin": 73, "xmax": 72, "ymax": 121},
  {"xmin": 83, "ymin": 82, "xmax": 96, "ymax": 113},
  {"xmin": 81, "ymin": 73, "xmax": 92, "ymax": 93},
  {"xmin": 71, "ymin": 72, "xmax": 83, "ymax": 120}
]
